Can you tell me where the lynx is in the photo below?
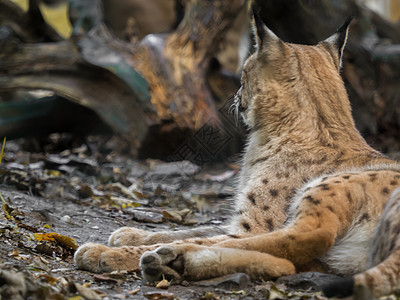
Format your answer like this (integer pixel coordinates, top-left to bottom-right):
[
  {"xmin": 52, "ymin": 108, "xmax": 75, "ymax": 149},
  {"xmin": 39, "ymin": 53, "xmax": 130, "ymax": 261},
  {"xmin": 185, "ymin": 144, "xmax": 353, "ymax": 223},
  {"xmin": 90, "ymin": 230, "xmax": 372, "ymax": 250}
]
[{"xmin": 75, "ymin": 10, "xmax": 400, "ymax": 298}]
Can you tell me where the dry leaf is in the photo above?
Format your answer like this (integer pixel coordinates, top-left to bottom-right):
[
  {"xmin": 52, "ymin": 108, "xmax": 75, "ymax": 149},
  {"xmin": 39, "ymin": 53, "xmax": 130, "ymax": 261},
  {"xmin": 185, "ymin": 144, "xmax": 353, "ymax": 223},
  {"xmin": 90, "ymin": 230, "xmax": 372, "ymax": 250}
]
[
  {"xmin": 39, "ymin": 274, "xmax": 58, "ymax": 285},
  {"xmin": 155, "ymin": 276, "xmax": 170, "ymax": 289},
  {"xmin": 162, "ymin": 211, "xmax": 182, "ymax": 224},
  {"xmin": 93, "ymin": 274, "xmax": 119, "ymax": 284},
  {"xmin": 74, "ymin": 283, "xmax": 102, "ymax": 300},
  {"xmin": 127, "ymin": 288, "xmax": 140, "ymax": 295},
  {"xmin": 33, "ymin": 232, "xmax": 78, "ymax": 250},
  {"xmin": 143, "ymin": 291, "xmax": 174, "ymax": 300},
  {"xmin": 2, "ymin": 203, "xmax": 15, "ymax": 221}
]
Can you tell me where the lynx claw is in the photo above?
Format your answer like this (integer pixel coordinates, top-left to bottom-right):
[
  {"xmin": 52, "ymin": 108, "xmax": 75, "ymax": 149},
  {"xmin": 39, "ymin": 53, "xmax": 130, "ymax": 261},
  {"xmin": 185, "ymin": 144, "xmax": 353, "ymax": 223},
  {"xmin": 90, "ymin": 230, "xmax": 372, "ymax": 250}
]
[{"xmin": 140, "ymin": 246, "xmax": 185, "ymax": 283}]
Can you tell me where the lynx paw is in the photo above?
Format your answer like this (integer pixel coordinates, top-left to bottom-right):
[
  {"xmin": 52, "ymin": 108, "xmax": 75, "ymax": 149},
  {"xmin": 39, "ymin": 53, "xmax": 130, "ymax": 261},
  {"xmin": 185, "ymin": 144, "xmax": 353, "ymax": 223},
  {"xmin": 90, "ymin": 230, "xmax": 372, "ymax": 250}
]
[
  {"xmin": 140, "ymin": 246, "xmax": 185, "ymax": 283},
  {"xmin": 74, "ymin": 243, "xmax": 142, "ymax": 273},
  {"xmin": 108, "ymin": 227, "xmax": 147, "ymax": 246}
]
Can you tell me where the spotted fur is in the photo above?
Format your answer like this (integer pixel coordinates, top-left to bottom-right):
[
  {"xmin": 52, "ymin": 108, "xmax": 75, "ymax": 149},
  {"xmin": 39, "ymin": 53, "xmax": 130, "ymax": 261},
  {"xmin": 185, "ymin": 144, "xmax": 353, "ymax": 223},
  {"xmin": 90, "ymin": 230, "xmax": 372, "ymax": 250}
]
[{"xmin": 75, "ymin": 11, "xmax": 400, "ymax": 298}]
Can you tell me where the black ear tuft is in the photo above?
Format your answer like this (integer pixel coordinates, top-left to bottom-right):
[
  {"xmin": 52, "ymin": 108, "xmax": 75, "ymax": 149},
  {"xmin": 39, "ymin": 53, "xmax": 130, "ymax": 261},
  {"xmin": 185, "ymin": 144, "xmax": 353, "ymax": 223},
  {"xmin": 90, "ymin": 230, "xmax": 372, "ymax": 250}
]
[
  {"xmin": 252, "ymin": 4, "xmax": 266, "ymax": 45},
  {"xmin": 335, "ymin": 16, "xmax": 353, "ymax": 58}
]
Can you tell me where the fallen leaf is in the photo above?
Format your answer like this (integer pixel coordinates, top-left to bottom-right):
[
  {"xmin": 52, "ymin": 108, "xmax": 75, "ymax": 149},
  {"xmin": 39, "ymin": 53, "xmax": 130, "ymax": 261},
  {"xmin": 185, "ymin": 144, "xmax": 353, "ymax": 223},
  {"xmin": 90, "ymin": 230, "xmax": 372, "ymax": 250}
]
[
  {"xmin": 93, "ymin": 274, "xmax": 119, "ymax": 284},
  {"xmin": 143, "ymin": 291, "xmax": 174, "ymax": 300},
  {"xmin": 0, "ymin": 137, "xmax": 5, "ymax": 165},
  {"xmin": 39, "ymin": 256, "xmax": 50, "ymax": 264},
  {"xmin": 162, "ymin": 211, "xmax": 182, "ymax": 224},
  {"xmin": 110, "ymin": 196, "xmax": 142, "ymax": 207},
  {"xmin": 2, "ymin": 203, "xmax": 15, "ymax": 221},
  {"xmin": 208, "ymin": 170, "xmax": 235, "ymax": 182},
  {"xmin": 33, "ymin": 232, "xmax": 78, "ymax": 250},
  {"xmin": 203, "ymin": 292, "xmax": 219, "ymax": 299},
  {"xmin": 45, "ymin": 170, "xmax": 61, "ymax": 177},
  {"xmin": 74, "ymin": 283, "xmax": 102, "ymax": 300},
  {"xmin": 232, "ymin": 290, "xmax": 246, "ymax": 295},
  {"xmin": 127, "ymin": 288, "xmax": 140, "ymax": 295},
  {"xmin": 68, "ymin": 296, "xmax": 83, "ymax": 300},
  {"xmin": 8, "ymin": 248, "xmax": 19, "ymax": 256},
  {"xmin": 29, "ymin": 256, "xmax": 51, "ymax": 272},
  {"xmin": 35, "ymin": 242, "xmax": 61, "ymax": 256},
  {"xmin": 155, "ymin": 276, "xmax": 170, "ymax": 289},
  {"xmin": 39, "ymin": 274, "xmax": 58, "ymax": 285},
  {"xmin": 17, "ymin": 223, "xmax": 38, "ymax": 232}
]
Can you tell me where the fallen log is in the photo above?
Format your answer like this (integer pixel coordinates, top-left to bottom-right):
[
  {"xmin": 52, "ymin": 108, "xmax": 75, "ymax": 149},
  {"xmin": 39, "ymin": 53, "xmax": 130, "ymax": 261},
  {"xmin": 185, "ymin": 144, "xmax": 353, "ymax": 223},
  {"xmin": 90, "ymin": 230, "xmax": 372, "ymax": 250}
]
[{"xmin": 0, "ymin": 0, "xmax": 245, "ymax": 158}]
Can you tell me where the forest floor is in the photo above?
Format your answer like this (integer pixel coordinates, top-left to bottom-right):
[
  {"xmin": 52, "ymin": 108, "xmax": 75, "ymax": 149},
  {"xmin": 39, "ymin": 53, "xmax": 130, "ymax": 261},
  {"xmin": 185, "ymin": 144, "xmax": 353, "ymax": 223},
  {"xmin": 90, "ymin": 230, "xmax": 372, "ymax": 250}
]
[{"xmin": 0, "ymin": 135, "xmax": 390, "ymax": 300}]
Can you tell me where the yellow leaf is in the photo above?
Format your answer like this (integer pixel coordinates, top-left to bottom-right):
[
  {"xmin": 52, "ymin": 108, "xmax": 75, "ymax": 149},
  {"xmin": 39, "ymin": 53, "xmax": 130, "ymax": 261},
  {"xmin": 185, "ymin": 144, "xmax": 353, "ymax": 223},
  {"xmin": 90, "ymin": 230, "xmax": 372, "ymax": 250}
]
[
  {"xmin": 155, "ymin": 277, "xmax": 170, "ymax": 289},
  {"xmin": 44, "ymin": 224, "xmax": 51, "ymax": 229},
  {"xmin": 68, "ymin": 296, "xmax": 83, "ymax": 300},
  {"xmin": 39, "ymin": 274, "xmax": 58, "ymax": 285},
  {"xmin": 33, "ymin": 232, "xmax": 78, "ymax": 250},
  {"xmin": 2, "ymin": 203, "xmax": 14, "ymax": 221},
  {"xmin": 45, "ymin": 170, "xmax": 61, "ymax": 177},
  {"xmin": 53, "ymin": 234, "xmax": 78, "ymax": 250},
  {"xmin": 0, "ymin": 137, "xmax": 5, "ymax": 165},
  {"xmin": 8, "ymin": 249, "xmax": 19, "ymax": 257},
  {"xmin": 34, "ymin": 232, "xmax": 56, "ymax": 242}
]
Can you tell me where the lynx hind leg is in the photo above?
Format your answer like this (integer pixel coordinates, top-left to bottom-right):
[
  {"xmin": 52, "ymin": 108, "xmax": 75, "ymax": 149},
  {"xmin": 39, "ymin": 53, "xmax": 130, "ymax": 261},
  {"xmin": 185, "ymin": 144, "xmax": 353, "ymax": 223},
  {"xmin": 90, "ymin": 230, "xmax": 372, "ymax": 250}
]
[
  {"xmin": 324, "ymin": 187, "xmax": 400, "ymax": 298},
  {"xmin": 109, "ymin": 227, "xmax": 148, "ymax": 246},
  {"xmin": 140, "ymin": 244, "xmax": 295, "ymax": 283},
  {"xmin": 109, "ymin": 226, "xmax": 228, "ymax": 247}
]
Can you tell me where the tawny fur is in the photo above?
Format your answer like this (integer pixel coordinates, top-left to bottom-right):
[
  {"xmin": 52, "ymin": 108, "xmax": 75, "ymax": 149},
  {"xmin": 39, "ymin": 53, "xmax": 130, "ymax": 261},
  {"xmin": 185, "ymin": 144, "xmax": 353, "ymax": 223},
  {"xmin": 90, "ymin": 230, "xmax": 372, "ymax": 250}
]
[{"xmin": 74, "ymin": 14, "xmax": 400, "ymax": 298}]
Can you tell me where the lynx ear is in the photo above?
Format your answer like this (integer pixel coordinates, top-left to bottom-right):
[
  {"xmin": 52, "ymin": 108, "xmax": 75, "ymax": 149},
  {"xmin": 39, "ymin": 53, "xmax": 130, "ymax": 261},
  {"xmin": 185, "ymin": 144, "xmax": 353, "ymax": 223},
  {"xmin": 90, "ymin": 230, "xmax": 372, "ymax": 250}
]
[
  {"xmin": 252, "ymin": 5, "xmax": 280, "ymax": 51},
  {"xmin": 322, "ymin": 16, "xmax": 353, "ymax": 68}
]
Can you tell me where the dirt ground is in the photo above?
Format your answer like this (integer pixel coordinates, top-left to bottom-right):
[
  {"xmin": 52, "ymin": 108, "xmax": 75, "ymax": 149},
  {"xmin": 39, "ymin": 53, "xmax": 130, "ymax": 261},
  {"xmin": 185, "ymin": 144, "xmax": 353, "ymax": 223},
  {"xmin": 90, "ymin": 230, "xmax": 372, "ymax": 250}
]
[{"xmin": 0, "ymin": 135, "xmax": 391, "ymax": 300}]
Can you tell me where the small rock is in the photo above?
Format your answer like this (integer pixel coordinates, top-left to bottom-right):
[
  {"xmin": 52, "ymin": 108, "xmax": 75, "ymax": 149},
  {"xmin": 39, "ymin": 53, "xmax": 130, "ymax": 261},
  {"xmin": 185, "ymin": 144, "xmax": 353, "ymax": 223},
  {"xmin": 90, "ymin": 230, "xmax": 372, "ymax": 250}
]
[
  {"xmin": 129, "ymin": 210, "xmax": 164, "ymax": 224},
  {"xmin": 276, "ymin": 272, "xmax": 343, "ymax": 291},
  {"xmin": 195, "ymin": 273, "xmax": 250, "ymax": 290},
  {"xmin": 147, "ymin": 161, "xmax": 200, "ymax": 178},
  {"xmin": 61, "ymin": 215, "xmax": 71, "ymax": 223},
  {"xmin": 78, "ymin": 184, "xmax": 94, "ymax": 199},
  {"xmin": 181, "ymin": 280, "xmax": 189, "ymax": 287}
]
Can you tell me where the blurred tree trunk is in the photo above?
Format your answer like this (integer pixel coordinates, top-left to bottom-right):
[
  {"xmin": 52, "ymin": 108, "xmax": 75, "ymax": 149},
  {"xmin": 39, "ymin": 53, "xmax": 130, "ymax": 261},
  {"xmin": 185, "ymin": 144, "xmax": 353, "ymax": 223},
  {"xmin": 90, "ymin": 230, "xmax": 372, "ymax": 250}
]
[
  {"xmin": 3, "ymin": 0, "xmax": 400, "ymax": 158},
  {"xmin": 0, "ymin": 0, "xmax": 245, "ymax": 158}
]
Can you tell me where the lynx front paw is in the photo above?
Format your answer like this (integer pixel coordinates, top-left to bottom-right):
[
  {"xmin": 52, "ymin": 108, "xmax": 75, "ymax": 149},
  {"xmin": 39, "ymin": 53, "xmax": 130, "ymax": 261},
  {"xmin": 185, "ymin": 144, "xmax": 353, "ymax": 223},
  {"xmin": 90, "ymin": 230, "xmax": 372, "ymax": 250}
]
[
  {"xmin": 74, "ymin": 243, "xmax": 111, "ymax": 273},
  {"xmin": 140, "ymin": 246, "xmax": 185, "ymax": 283},
  {"xmin": 108, "ymin": 227, "xmax": 147, "ymax": 246},
  {"xmin": 74, "ymin": 243, "xmax": 142, "ymax": 273}
]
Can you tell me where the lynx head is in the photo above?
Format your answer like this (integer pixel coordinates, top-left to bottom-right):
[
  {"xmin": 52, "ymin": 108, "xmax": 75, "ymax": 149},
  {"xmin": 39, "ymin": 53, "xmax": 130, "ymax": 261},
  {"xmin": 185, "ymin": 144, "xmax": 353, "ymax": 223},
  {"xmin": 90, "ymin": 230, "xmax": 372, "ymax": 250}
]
[{"xmin": 232, "ymin": 10, "xmax": 354, "ymax": 138}]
